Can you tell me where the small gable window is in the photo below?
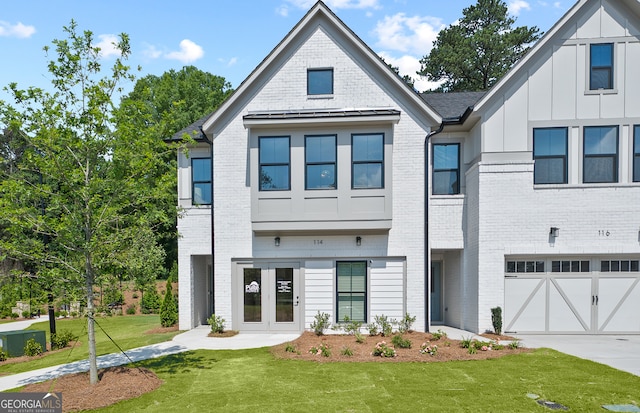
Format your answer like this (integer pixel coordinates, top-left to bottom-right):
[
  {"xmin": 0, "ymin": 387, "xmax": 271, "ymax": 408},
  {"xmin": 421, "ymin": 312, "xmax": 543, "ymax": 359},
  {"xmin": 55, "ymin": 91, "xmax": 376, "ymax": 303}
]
[
  {"xmin": 590, "ymin": 43, "xmax": 613, "ymax": 90},
  {"xmin": 307, "ymin": 68, "xmax": 333, "ymax": 95}
]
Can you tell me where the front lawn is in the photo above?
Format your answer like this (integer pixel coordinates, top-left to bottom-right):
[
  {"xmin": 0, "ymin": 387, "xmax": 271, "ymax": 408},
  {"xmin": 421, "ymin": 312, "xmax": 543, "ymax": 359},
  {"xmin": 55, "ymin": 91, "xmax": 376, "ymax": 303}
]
[
  {"xmin": 0, "ymin": 315, "xmax": 180, "ymax": 375},
  {"xmin": 94, "ymin": 347, "xmax": 640, "ymax": 412}
]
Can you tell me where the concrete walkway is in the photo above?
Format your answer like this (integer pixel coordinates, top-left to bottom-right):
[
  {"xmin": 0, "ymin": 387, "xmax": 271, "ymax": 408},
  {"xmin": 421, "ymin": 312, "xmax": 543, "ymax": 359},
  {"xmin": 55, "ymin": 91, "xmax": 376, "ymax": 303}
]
[{"xmin": 0, "ymin": 321, "xmax": 638, "ymax": 392}]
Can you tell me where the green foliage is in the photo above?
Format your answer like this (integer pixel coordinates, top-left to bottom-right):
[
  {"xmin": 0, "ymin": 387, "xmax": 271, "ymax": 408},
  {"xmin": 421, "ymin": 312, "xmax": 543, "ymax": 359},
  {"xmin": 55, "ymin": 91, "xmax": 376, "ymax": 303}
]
[
  {"xmin": 340, "ymin": 346, "xmax": 354, "ymax": 357},
  {"xmin": 391, "ymin": 334, "xmax": 412, "ymax": 349},
  {"xmin": 372, "ymin": 340, "xmax": 396, "ymax": 357},
  {"xmin": 374, "ymin": 315, "xmax": 393, "ymax": 336},
  {"xmin": 418, "ymin": 0, "xmax": 541, "ymax": 92},
  {"xmin": 126, "ymin": 304, "xmax": 136, "ymax": 315},
  {"xmin": 0, "ymin": 350, "xmax": 7, "ymax": 361},
  {"xmin": 419, "ymin": 342, "xmax": 438, "ymax": 356},
  {"xmin": 284, "ymin": 343, "xmax": 297, "ymax": 353},
  {"xmin": 509, "ymin": 340, "xmax": 521, "ymax": 349},
  {"xmin": 208, "ymin": 314, "xmax": 225, "ymax": 334},
  {"xmin": 51, "ymin": 329, "xmax": 78, "ymax": 350},
  {"xmin": 431, "ymin": 329, "xmax": 447, "ymax": 340},
  {"xmin": 460, "ymin": 336, "xmax": 473, "ymax": 349},
  {"xmin": 141, "ymin": 287, "xmax": 160, "ymax": 314},
  {"xmin": 160, "ymin": 280, "xmax": 178, "ymax": 327},
  {"xmin": 22, "ymin": 310, "xmax": 30, "ymax": 319},
  {"xmin": 354, "ymin": 332, "xmax": 365, "ymax": 344},
  {"xmin": 341, "ymin": 315, "xmax": 362, "ymax": 335},
  {"xmin": 24, "ymin": 338, "xmax": 43, "ymax": 357},
  {"xmin": 310, "ymin": 312, "xmax": 331, "ymax": 336},
  {"xmin": 367, "ymin": 322, "xmax": 378, "ymax": 336},
  {"xmin": 397, "ymin": 312, "xmax": 416, "ymax": 334},
  {"xmin": 491, "ymin": 306, "xmax": 503, "ymax": 335},
  {"xmin": 468, "ymin": 345, "xmax": 478, "ymax": 354},
  {"xmin": 308, "ymin": 342, "xmax": 330, "ymax": 357}
]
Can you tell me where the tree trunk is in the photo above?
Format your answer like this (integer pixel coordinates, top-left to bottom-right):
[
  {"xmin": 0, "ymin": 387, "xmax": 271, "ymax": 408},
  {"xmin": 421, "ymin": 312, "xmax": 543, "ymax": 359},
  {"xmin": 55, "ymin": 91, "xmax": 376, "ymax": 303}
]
[{"xmin": 86, "ymin": 253, "xmax": 98, "ymax": 384}]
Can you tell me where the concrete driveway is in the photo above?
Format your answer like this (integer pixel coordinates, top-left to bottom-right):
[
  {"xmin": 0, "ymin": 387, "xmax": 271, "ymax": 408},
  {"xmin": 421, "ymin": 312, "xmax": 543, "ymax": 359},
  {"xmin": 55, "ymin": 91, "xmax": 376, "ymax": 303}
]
[{"xmin": 517, "ymin": 334, "xmax": 640, "ymax": 377}]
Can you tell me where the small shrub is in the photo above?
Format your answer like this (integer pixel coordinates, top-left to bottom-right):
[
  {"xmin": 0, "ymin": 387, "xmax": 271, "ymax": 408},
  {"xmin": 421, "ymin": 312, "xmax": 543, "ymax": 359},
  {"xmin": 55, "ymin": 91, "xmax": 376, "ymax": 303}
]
[
  {"xmin": 10, "ymin": 313, "xmax": 19, "ymax": 320},
  {"xmin": 126, "ymin": 304, "xmax": 136, "ymax": 315},
  {"xmin": 24, "ymin": 338, "xmax": 43, "ymax": 357},
  {"xmin": 70, "ymin": 311, "xmax": 78, "ymax": 318},
  {"xmin": 391, "ymin": 334, "xmax": 412, "ymax": 349},
  {"xmin": 431, "ymin": 329, "xmax": 447, "ymax": 340},
  {"xmin": 0, "ymin": 350, "xmax": 7, "ymax": 361},
  {"xmin": 398, "ymin": 313, "xmax": 416, "ymax": 333},
  {"xmin": 372, "ymin": 340, "xmax": 396, "ymax": 357},
  {"xmin": 285, "ymin": 343, "xmax": 297, "ymax": 353},
  {"xmin": 367, "ymin": 322, "xmax": 379, "ymax": 336},
  {"xmin": 341, "ymin": 346, "xmax": 354, "ymax": 357},
  {"xmin": 472, "ymin": 340, "xmax": 493, "ymax": 351},
  {"xmin": 160, "ymin": 280, "xmax": 178, "ymax": 327},
  {"xmin": 374, "ymin": 315, "xmax": 393, "ymax": 336},
  {"xmin": 419, "ymin": 342, "xmax": 438, "ymax": 356},
  {"xmin": 341, "ymin": 315, "xmax": 363, "ymax": 335},
  {"xmin": 310, "ymin": 312, "xmax": 331, "ymax": 336},
  {"xmin": 355, "ymin": 332, "xmax": 365, "ymax": 343},
  {"xmin": 467, "ymin": 345, "xmax": 477, "ymax": 355},
  {"xmin": 59, "ymin": 310, "xmax": 68, "ymax": 318},
  {"xmin": 208, "ymin": 314, "xmax": 225, "ymax": 334},
  {"xmin": 508, "ymin": 339, "xmax": 521, "ymax": 349},
  {"xmin": 22, "ymin": 310, "xmax": 31, "ymax": 319},
  {"xmin": 309, "ymin": 342, "xmax": 330, "ymax": 357},
  {"xmin": 132, "ymin": 292, "xmax": 139, "ymax": 299},
  {"xmin": 51, "ymin": 330, "xmax": 78, "ymax": 350},
  {"xmin": 141, "ymin": 287, "xmax": 161, "ymax": 314},
  {"xmin": 491, "ymin": 306, "xmax": 503, "ymax": 335},
  {"xmin": 493, "ymin": 344, "xmax": 505, "ymax": 350},
  {"xmin": 460, "ymin": 336, "xmax": 473, "ymax": 349}
]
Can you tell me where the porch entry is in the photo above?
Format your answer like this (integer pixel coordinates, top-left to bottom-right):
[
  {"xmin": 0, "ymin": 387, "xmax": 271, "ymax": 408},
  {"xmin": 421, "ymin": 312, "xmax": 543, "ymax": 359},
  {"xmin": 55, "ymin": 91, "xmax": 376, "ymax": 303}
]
[{"xmin": 236, "ymin": 262, "xmax": 301, "ymax": 332}]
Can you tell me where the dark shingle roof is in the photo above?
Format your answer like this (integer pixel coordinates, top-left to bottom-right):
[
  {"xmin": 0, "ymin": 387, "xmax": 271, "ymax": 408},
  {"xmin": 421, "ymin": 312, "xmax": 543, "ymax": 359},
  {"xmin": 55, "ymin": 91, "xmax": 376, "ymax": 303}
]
[
  {"xmin": 420, "ymin": 91, "xmax": 485, "ymax": 120},
  {"xmin": 165, "ymin": 113, "xmax": 212, "ymax": 142}
]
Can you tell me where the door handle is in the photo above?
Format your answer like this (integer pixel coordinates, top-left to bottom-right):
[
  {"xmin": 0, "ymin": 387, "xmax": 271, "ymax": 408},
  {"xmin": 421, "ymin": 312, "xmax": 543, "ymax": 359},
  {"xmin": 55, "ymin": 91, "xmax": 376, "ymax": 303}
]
[
  {"xmin": 592, "ymin": 295, "xmax": 595, "ymax": 305},
  {"xmin": 294, "ymin": 296, "xmax": 299, "ymax": 306},
  {"xmin": 595, "ymin": 295, "xmax": 598, "ymax": 305}
]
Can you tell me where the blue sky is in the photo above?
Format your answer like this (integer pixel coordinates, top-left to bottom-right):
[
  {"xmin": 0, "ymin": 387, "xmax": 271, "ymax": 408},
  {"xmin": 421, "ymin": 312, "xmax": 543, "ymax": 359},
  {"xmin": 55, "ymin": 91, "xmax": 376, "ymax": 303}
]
[{"xmin": 0, "ymin": 0, "xmax": 573, "ymax": 102}]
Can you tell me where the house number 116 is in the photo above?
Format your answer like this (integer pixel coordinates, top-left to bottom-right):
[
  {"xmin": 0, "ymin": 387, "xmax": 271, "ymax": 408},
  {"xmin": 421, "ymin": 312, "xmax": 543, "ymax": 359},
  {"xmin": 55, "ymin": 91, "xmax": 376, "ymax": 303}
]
[{"xmin": 598, "ymin": 230, "xmax": 610, "ymax": 237}]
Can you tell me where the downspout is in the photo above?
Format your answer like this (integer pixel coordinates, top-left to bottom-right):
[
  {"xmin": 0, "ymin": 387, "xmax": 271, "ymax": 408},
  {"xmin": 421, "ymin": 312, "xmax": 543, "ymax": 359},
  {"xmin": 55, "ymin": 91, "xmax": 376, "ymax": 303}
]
[{"xmin": 202, "ymin": 127, "xmax": 215, "ymax": 317}]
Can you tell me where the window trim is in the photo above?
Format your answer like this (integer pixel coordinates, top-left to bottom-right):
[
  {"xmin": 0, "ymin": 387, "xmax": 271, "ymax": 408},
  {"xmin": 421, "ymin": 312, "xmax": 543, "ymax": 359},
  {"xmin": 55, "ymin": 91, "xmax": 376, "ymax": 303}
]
[
  {"xmin": 336, "ymin": 261, "xmax": 367, "ymax": 323},
  {"xmin": 589, "ymin": 43, "xmax": 614, "ymax": 91},
  {"xmin": 583, "ymin": 125, "xmax": 619, "ymax": 184},
  {"xmin": 307, "ymin": 68, "xmax": 334, "ymax": 96},
  {"xmin": 351, "ymin": 133, "xmax": 384, "ymax": 189},
  {"xmin": 258, "ymin": 136, "xmax": 291, "ymax": 191},
  {"xmin": 432, "ymin": 142, "xmax": 460, "ymax": 195},
  {"xmin": 533, "ymin": 127, "xmax": 568, "ymax": 185},
  {"xmin": 634, "ymin": 125, "xmax": 640, "ymax": 183},
  {"xmin": 191, "ymin": 157, "xmax": 212, "ymax": 205},
  {"xmin": 305, "ymin": 134, "xmax": 337, "ymax": 190}
]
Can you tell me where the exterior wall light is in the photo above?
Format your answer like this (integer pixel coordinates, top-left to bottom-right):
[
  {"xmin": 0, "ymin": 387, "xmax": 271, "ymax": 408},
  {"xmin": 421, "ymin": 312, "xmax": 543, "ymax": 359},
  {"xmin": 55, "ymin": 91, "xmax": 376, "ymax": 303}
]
[
  {"xmin": 550, "ymin": 227, "xmax": 559, "ymax": 238},
  {"xmin": 356, "ymin": 236, "xmax": 362, "ymax": 246},
  {"xmin": 275, "ymin": 236, "xmax": 280, "ymax": 246}
]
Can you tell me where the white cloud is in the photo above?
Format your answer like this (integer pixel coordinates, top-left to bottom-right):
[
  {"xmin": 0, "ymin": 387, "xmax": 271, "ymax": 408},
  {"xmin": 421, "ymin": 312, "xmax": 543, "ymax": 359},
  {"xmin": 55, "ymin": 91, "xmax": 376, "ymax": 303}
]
[
  {"xmin": 283, "ymin": 0, "xmax": 380, "ymax": 10},
  {"xmin": 508, "ymin": 0, "xmax": 531, "ymax": 16},
  {"xmin": 0, "ymin": 21, "xmax": 36, "ymax": 38},
  {"xmin": 142, "ymin": 44, "xmax": 162, "ymax": 60},
  {"xmin": 218, "ymin": 57, "xmax": 238, "ymax": 67},
  {"xmin": 95, "ymin": 34, "xmax": 121, "ymax": 58},
  {"xmin": 276, "ymin": 5, "xmax": 289, "ymax": 16},
  {"xmin": 378, "ymin": 51, "xmax": 442, "ymax": 92},
  {"xmin": 372, "ymin": 13, "xmax": 443, "ymax": 55},
  {"xmin": 164, "ymin": 39, "xmax": 204, "ymax": 63}
]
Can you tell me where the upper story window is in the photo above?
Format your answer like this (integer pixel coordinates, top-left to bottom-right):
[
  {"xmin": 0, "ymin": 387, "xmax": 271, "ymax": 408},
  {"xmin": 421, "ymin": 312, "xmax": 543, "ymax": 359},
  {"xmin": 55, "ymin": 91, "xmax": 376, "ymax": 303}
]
[
  {"xmin": 352, "ymin": 133, "xmax": 384, "ymax": 189},
  {"xmin": 192, "ymin": 158, "xmax": 212, "ymax": 205},
  {"xmin": 634, "ymin": 125, "xmax": 640, "ymax": 182},
  {"xmin": 305, "ymin": 135, "xmax": 336, "ymax": 189},
  {"xmin": 590, "ymin": 43, "xmax": 613, "ymax": 90},
  {"xmin": 533, "ymin": 128, "xmax": 568, "ymax": 184},
  {"xmin": 432, "ymin": 143, "xmax": 460, "ymax": 194},
  {"xmin": 583, "ymin": 126, "xmax": 618, "ymax": 183},
  {"xmin": 259, "ymin": 136, "xmax": 290, "ymax": 191},
  {"xmin": 307, "ymin": 68, "xmax": 333, "ymax": 95}
]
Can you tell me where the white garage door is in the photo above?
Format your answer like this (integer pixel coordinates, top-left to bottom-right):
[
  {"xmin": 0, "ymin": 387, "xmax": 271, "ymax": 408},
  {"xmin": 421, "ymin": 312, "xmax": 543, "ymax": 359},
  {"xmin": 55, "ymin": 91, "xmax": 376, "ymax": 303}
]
[{"xmin": 504, "ymin": 274, "xmax": 640, "ymax": 334}]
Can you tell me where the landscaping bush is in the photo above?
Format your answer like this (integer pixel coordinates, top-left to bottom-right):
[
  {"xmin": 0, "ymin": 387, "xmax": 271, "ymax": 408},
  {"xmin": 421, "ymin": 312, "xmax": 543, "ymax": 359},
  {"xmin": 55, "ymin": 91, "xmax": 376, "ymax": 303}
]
[
  {"xmin": 341, "ymin": 315, "xmax": 362, "ymax": 335},
  {"xmin": 160, "ymin": 280, "xmax": 178, "ymax": 327},
  {"xmin": 372, "ymin": 341, "xmax": 396, "ymax": 357},
  {"xmin": 51, "ymin": 330, "xmax": 78, "ymax": 350},
  {"xmin": 141, "ymin": 287, "xmax": 161, "ymax": 314},
  {"xmin": 491, "ymin": 306, "xmax": 502, "ymax": 335},
  {"xmin": 126, "ymin": 304, "xmax": 136, "ymax": 315},
  {"xmin": 10, "ymin": 312, "xmax": 19, "ymax": 320},
  {"xmin": 24, "ymin": 338, "xmax": 43, "ymax": 357},
  {"xmin": 397, "ymin": 313, "xmax": 416, "ymax": 333},
  {"xmin": 391, "ymin": 334, "xmax": 412, "ymax": 349},
  {"xmin": 310, "ymin": 312, "xmax": 331, "ymax": 335},
  {"xmin": 374, "ymin": 314, "xmax": 393, "ymax": 336},
  {"xmin": 208, "ymin": 314, "xmax": 225, "ymax": 334},
  {"xmin": 22, "ymin": 310, "xmax": 31, "ymax": 319},
  {"xmin": 0, "ymin": 350, "xmax": 7, "ymax": 361}
]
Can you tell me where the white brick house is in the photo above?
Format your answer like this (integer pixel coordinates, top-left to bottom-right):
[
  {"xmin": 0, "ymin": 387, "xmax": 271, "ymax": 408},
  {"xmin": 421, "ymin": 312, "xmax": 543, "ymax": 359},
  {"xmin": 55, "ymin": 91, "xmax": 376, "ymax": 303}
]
[{"xmin": 172, "ymin": 0, "xmax": 640, "ymax": 334}]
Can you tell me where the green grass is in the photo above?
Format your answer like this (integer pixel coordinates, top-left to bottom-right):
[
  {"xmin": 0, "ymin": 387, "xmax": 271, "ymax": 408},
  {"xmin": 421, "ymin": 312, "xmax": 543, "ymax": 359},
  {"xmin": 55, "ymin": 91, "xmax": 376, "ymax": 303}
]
[
  {"xmin": 94, "ymin": 348, "xmax": 640, "ymax": 412},
  {"xmin": 0, "ymin": 315, "xmax": 180, "ymax": 375}
]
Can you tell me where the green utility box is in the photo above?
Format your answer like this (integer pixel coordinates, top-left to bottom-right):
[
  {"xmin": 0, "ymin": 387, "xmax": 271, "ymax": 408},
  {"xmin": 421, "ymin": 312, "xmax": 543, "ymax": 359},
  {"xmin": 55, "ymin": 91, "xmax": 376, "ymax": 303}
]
[{"xmin": 0, "ymin": 330, "xmax": 47, "ymax": 357}]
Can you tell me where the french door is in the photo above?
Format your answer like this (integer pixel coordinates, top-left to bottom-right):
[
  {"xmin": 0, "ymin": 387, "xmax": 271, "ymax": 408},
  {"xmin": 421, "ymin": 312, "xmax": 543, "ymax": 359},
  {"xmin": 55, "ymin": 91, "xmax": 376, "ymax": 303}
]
[{"xmin": 236, "ymin": 262, "xmax": 301, "ymax": 332}]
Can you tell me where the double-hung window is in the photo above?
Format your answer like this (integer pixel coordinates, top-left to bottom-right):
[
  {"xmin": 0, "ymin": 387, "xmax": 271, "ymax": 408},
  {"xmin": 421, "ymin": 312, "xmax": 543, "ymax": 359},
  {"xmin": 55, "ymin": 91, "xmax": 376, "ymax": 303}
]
[
  {"xmin": 583, "ymin": 126, "xmax": 618, "ymax": 183},
  {"xmin": 259, "ymin": 136, "xmax": 290, "ymax": 191},
  {"xmin": 192, "ymin": 158, "xmax": 212, "ymax": 205},
  {"xmin": 533, "ymin": 128, "xmax": 568, "ymax": 184},
  {"xmin": 337, "ymin": 261, "xmax": 366, "ymax": 322},
  {"xmin": 590, "ymin": 43, "xmax": 613, "ymax": 90},
  {"xmin": 307, "ymin": 68, "xmax": 333, "ymax": 95},
  {"xmin": 305, "ymin": 135, "xmax": 336, "ymax": 189},
  {"xmin": 634, "ymin": 125, "xmax": 640, "ymax": 182},
  {"xmin": 432, "ymin": 143, "xmax": 460, "ymax": 194},
  {"xmin": 352, "ymin": 133, "xmax": 384, "ymax": 189}
]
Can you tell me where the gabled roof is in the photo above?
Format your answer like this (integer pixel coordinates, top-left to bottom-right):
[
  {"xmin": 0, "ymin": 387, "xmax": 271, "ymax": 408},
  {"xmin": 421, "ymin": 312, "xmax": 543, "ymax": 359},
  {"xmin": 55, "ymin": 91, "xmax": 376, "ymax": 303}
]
[
  {"xmin": 201, "ymin": 1, "xmax": 441, "ymax": 136},
  {"xmin": 166, "ymin": 113, "xmax": 211, "ymax": 142},
  {"xmin": 473, "ymin": 0, "xmax": 640, "ymax": 113},
  {"xmin": 420, "ymin": 91, "xmax": 485, "ymax": 120}
]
